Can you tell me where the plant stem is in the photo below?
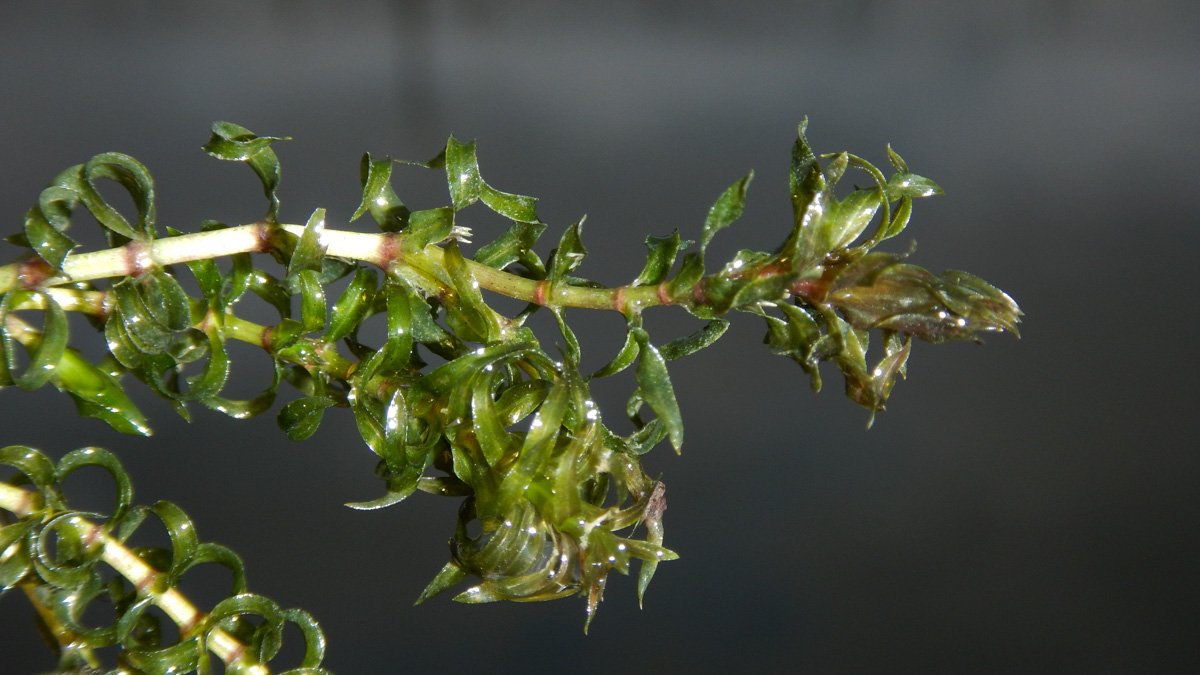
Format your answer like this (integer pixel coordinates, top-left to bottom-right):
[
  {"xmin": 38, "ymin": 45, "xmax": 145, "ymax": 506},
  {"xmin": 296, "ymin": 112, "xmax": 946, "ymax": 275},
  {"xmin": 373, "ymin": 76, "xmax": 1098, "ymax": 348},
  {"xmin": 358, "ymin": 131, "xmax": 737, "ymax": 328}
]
[
  {"xmin": 0, "ymin": 223, "xmax": 675, "ymax": 315},
  {"xmin": 10, "ymin": 289, "xmax": 358, "ymax": 382},
  {"xmin": 0, "ymin": 481, "xmax": 271, "ymax": 674}
]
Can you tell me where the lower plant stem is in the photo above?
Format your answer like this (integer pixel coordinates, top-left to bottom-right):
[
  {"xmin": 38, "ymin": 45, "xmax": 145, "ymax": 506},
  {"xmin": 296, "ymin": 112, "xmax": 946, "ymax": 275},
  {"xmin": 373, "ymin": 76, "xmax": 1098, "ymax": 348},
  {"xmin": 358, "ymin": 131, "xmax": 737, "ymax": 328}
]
[{"xmin": 0, "ymin": 482, "xmax": 271, "ymax": 674}]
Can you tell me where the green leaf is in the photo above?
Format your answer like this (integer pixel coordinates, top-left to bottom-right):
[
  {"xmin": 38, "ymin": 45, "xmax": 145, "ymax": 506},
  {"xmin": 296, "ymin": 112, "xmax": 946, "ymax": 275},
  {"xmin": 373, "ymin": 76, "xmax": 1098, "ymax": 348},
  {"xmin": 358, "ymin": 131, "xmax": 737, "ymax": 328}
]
[
  {"xmin": 278, "ymin": 396, "xmax": 335, "ymax": 441},
  {"xmin": 550, "ymin": 308, "xmax": 581, "ymax": 366},
  {"xmin": 347, "ymin": 387, "xmax": 386, "ymax": 458},
  {"xmin": 667, "ymin": 252, "xmax": 704, "ymax": 300},
  {"xmin": 473, "ymin": 221, "xmax": 546, "ymax": 269},
  {"xmin": 326, "ymin": 268, "xmax": 377, "ymax": 342},
  {"xmin": 29, "ymin": 511, "xmax": 102, "ymax": 589},
  {"xmin": 150, "ymin": 500, "xmax": 199, "ymax": 585},
  {"xmin": 120, "ymin": 624, "xmax": 200, "ymax": 672},
  {"xmin": 294, "ymin": 270, "xmax": 327, "ymax": 333},
  {"xmin": 52, "ymin": 348, "xmax": 153, "ymax": 436},
  {"xmin": 789, "ymin": 118, "xmax": 827, "ymax": 231},
  {"xmin": 824, "ymin": 151, "xmax": 850, "ymax": 186},
  {"xmin": 824, "ymin": 188, "xmax": 882, "ymax": 251},
  {"xmin": 288, "ymin": 209, "xmax": 328, "ymax": 279},
  {"xmin": 403, "ymin": 282, "xmax": 462, "ymax": 356},
  {"xmin": 633, "ymin": 329, "xmax": 683, "ymax": 452},
  {"xmin": 495, "ymin": 379, "xmax": 550, "ymax": 426},
  {"xmin": 111, "ymin": 279, "xmax": 175, "ymax": 355},
  {"xmin": 3, "ymin": 290, "xmax": 70, "ymax": 390},
  {"xmin": 184, "ymin": 254, "xmax": 224, "ymax": 305},
  {"xmin": 101, "ymin": 309, "xmax": 144, "ymax": 369},
  {"xmin": 936, "ymin": 269, "xmax": 1022, "ymax": 336},
  {"xmin": 443, "ymin": 136, "xmax": 541, "ymax": 223},
  {"xmin": 0, "ymin": 520, "xmax": 33, "ymax": 591},
  {"xmin": 591, "ymin": 328, "xmax": 639, "ymax": 379},
  {"xmin": 277, "ymin": 607, "xmax": 328, "ymax": 669},
  {"xmin": 886, "ymin": 172, "xmax": 943, "ymax": 200},
  {"xmin": 472, "ymin": 370, "xmax": 513, "ymax": 467},
  {"xmin": 247, "ymin": 268, "xmax": 294, "ymax": 319},
  {"xmin": 353, "ymin": 153, "xmax": 409, "ymax": 231},
  {"xmin": 700, "ymin": 172, "xmax": 753, "ymax": 253},
  {"xmin": 56, "ymin": 447, "xmax": 133, "ymax": 524},
  {"xmin": 0, "ymin": 445, "xmax": 58, "ymax": 501},
  {"xmin": 182, "ymin": 541, "xmax": 248, "ymax": 597},
  {"xmin": 415, "ymin": 561, "xmax": 468, "ymax": 605},
  {"xmin": 480, "ymin": 184, "xmax": 540, "ymax": 224},
  {"xmin": 347, "ymin": 389, "xmax": 432, "ymax": 510},
  {"xmin": 882, "ymin": 196, "xmax": 913, "ymax": 241},
  {"xmin": 624, "ymin": 418, "xmax": 667, "ymax": 455},
  {"xmin": 404, "ymin": 207, "xmax": 455, "ymax": 252},
  {"xmin": 141, "ymin": 271, "xmax": 191, "ymax": 332},
  {"xmin": 659, "ymin": 319, "xmax": 729, "ymax": 361},
  {"xmin": 762, "ymin": 302, "xmax": 828, "ymax": 391},
  {"xmin": 23, "ymin": 207, "xmax": 78, "ymax": 271},
  {"xmin": 445, "ymin": 136, "xmax": 483, "ymax": 211},
  {"xmin": 379, "ymin": 278, "xmax": 415, "ymax": 371},
  {"xmin": 421, "ymin": 339, "xmax": 536, "ymax": 394},
  {"xmin": 886, "ymin": 144, "xmax": 910, "ymax": 172},
  {"xmin": 37, "ymin": 171, "xmax": 83, "ymax": 235},
  {"xmin": 182, "ymin": 327, "xmax": 230, "ymax": 402},
  {"xmin": 496, "ymin": 378, "xmax": 568, "ymax": 510},
  {"xmin": 203, "ymin": 121, "xmax": 290, "ymax": 221},
  {"xmin": 205, "ymin": 358, "xmax": 281, "ymax": 419},
  {"xmin": 548, "ymin": 217, "xmax": 587, "ymax": 281},
  {"xmin": 203, "ymin": 593, "xmax": 284, "ymax": 653},
  {"xmin": 633, "ymin": 231, "xmax": 685, "ymax": 287},
  {"xmin": 780, "ymin": 118, "xmax": 830, "ymax": 266},
  {"xmin": 79, "ymin": 152, "xmax": 157, "ymax": 243},
  {"xmin": 443, "ymin": 242, "xmax": 501, "ymax": 343}
]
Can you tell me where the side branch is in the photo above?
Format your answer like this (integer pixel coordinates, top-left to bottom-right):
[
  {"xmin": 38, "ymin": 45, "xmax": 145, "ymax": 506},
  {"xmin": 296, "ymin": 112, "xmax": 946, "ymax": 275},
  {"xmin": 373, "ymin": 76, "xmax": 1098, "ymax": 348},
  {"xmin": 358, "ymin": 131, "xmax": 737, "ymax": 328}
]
[{"xmin": 0, "ymin": 482, "xmax": 271, "ymax": 674}]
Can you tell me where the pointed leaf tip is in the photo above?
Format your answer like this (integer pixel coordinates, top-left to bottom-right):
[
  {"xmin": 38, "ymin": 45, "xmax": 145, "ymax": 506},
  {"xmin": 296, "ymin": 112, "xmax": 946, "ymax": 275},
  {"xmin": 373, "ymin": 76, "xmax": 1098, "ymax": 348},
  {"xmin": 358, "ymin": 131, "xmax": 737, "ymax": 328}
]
[{"xmin": 700, "ymin": 171, "xmax": 753, "ymax": 253}]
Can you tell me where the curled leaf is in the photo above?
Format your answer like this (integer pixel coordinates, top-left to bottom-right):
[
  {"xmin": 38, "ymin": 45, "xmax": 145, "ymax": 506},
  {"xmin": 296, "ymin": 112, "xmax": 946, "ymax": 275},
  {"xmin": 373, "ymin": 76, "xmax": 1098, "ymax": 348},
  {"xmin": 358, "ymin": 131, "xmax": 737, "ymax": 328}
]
[
  {"xmin": 353, "ymin": 153, "xmax": 410, "ymax": 231},
  {"xmin": 633, "ymin": 231, "xmax": 685, "ymax": 287},
  {"xmin": 326, "ymin": 268, "xmax": 377, "ymax": 342},
  {"xmin": 278, "ymin": 396, "xmax": 336, "ymax": 442},
  {"xmin": 203, "ymin": 121, "xmax": 290, "ymax": 221}
]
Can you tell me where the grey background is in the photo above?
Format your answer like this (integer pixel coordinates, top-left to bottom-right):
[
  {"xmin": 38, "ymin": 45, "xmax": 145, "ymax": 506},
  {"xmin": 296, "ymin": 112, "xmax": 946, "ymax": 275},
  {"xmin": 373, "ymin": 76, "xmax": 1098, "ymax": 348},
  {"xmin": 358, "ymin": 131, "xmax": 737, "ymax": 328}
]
[{"xmin": 2, "ymin": 1, "xmax": 1197, "ymax": 672}]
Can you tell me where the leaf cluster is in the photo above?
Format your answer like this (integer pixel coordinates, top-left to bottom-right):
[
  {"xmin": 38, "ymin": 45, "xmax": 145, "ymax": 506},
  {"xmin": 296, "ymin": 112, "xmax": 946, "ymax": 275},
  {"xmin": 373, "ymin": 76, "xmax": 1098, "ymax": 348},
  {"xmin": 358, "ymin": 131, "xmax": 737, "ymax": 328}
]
[{"xmin": 1, "ymin": 445, "xmax": 326, "ymax": 673}]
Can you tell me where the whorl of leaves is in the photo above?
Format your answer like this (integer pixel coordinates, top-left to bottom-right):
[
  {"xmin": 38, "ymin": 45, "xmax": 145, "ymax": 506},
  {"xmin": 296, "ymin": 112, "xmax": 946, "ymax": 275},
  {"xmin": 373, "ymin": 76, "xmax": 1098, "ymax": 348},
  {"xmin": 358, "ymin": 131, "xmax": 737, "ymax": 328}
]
[
  {"xmin": 0, "ymin": 445, "xmax": 326, "ymax": 673},
  {"xmin": 0, "ymin": 119, "xmax": 1020, "ymax": 646}
]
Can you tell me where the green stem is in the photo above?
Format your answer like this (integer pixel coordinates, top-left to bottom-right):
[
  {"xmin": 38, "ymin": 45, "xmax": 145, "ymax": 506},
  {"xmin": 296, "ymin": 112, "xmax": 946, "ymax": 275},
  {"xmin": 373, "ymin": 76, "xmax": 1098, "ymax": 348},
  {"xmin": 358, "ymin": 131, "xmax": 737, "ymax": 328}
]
[{"xmin": 0, "ymin": 223, "xmax": 676, "ymax": 315}]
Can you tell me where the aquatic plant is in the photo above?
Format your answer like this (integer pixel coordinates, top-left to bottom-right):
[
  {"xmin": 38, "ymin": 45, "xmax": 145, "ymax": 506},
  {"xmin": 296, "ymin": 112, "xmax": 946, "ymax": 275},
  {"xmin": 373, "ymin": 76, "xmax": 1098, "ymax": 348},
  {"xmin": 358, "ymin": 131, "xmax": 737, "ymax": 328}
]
[{"xmin": 0, "ymin": 120, "xmax": 1019, "ymax": 672}]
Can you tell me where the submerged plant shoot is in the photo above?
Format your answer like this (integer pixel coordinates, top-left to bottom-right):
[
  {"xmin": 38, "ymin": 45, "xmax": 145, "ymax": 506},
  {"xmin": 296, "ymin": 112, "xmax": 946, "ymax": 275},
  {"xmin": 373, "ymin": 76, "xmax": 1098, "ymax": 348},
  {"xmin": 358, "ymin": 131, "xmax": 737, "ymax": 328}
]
[{"xmin": 0, "ymin": 120, "xmax": 1019, "ymax": 672}]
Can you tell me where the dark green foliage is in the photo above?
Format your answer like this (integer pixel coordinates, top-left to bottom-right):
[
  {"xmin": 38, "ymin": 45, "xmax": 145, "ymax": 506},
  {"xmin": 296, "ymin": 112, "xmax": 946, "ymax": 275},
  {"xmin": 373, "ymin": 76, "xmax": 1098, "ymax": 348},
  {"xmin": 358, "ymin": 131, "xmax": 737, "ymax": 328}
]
[
  {"xmin": 0, "ymin": 446, "xmax": 326, "ymax": 673},
  {"xmin": 0, "ymin": 120, "xmax": 1020, "ymax": 663}
]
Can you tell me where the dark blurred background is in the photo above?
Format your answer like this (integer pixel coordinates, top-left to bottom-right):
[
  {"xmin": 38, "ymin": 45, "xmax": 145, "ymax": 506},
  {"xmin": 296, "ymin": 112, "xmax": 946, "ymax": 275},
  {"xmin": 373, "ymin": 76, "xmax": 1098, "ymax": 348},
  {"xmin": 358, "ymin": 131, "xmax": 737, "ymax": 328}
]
[{"xmin": 2, "ymin": 1, "xmax": 1197, "ymax": 672}]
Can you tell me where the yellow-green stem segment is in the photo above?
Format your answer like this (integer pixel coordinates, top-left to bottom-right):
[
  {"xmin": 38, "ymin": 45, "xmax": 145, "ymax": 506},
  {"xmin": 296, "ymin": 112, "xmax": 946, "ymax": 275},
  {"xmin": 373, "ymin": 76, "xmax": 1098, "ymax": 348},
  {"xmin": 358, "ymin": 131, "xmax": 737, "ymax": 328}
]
[{"xmin": 0, "ymin": 223, "xmax": 675, "ymax": 315}]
